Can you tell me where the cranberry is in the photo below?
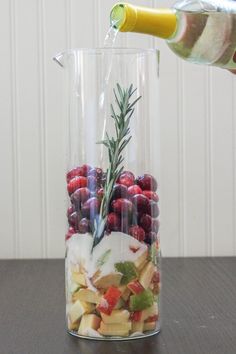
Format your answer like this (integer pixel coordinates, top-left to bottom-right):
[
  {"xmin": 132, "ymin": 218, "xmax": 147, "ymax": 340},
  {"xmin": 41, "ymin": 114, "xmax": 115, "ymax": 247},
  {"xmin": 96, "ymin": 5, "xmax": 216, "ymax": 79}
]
[
  {"xmin": 67, "ymin": 176, "xmax": 87, "ymax": 195},
  {"xmin": 65, "ymin": 226, "xmax": 76, "ymax": 241},
  {"xmin": 71, "ymin": 187, "xmax": 90, "ymax": 205},
  {"xmin": 117, "ymin": 171, "xmax": 135, "ymax": 187},
  {"xmin": 106, "ymin": 212, "xmax": 121, "ymax": 232},
  {"xmin": 147, "ymin": 200, "xmax": 160, "ymax": 218},
  {"xmin": 66, "ymin": 166, "xmax": 85, "ymax": 183},
  {"xmin": 68, "ymin": 211, "xmax": 80, "ymax": 229},
  {"xmin": 136, "ymin": 174, "xmax": 158, "ymax": 191},
  {"xmin": 97, "ymin": 187, "xmax": 104, "ymax": 200},
  {"xmin": 129, "ymin": 225, "xmax": 145, "ymax": 242},
  {"xmin": 81, "ymin": 164, "xmax": 92, "ymax": 176},
  {"xmin": 111, "ymin": 198, "xmax": 133, "ymax": 216},
  {"xmin": 128, "ymin": 185, "xmax": 143, "ymax": 197},
  {"xmin": 139, "ymin": 214, "xmax": 152, "ymax": 232},
  {"xmin": 142, "ymin": 190, "xmax": 159, "ymax": 202},
  {"xmin": 78, "ymin": 218, "xmax": 91, "ymax": 234},
  {"xmin": 87, "ymin": 175, "xmax": 97, "ymax": 191},
  {"xmin": 145, "ymin": 231, "xmax": 158, "ymax": 244},
  {"xmin": 67, "ymin": 205, "xmax": 75, "ymax": 217},
  {"xmin": 112, "ymin": 184, "xmax": 128, "ymax": 200},
  {"xmin": 81, "ymin": 197, "xmax": 100, "ymax": 219},
  {"xmin": 152, "ymin": 271, "xmax": 160, "ymax": 284},
  {"xmin": 131, "ymin": 194, "xmax": 149, "ymax": 213}
]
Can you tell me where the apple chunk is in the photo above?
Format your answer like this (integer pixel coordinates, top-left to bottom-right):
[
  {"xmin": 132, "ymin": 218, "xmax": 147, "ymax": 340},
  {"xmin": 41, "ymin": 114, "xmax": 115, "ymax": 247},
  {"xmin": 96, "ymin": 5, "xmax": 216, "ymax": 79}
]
[
  {"xmin": 101, "ymin": 309, "xmax": 130, "ymax": 324},
  {"xmin": 93, "ymin": 273, "xmax": 122, "ymax": 289},
  {"xmin": 139, "ymin": 262, "xmax": 155, "ymax": 289},
  {"xmin": 73, "ymin": 288, "xmax": 101, "ymax": 304},
  {"xmin": 78, "ymin": 314, "xmax": 101, "ymax": 335},
  {"xmin": 69, "ymin": 300, "xmax": 95, "ymax": 324},
  {"xmin": 98, "ymin": 321, "xmax": 132, "ymax": 336}
]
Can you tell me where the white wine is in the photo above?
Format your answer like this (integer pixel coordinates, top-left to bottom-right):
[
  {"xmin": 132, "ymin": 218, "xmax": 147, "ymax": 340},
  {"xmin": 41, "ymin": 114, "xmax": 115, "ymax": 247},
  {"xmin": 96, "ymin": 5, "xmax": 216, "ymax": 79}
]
[{"xmin": 110, "ymin": 0, "xmax": 236, "ymax": 69}]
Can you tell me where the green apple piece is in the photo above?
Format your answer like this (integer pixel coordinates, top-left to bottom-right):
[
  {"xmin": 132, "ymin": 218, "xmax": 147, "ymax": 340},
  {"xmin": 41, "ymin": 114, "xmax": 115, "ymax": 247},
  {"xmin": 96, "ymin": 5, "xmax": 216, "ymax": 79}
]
[
  {"xmin": 115, "ymin": 261, "xmax": 138, "ymax": 285},
  {"xmin": 129, "ymin": 289, "xmax": 154, "ymax": 311}
]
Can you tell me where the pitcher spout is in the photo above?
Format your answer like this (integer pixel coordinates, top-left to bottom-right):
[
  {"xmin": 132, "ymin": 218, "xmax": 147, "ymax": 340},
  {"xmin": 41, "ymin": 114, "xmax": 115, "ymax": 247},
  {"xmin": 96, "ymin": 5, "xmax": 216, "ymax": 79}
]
[{"xmin": 53, "ymin": 51, "xmax": 66, "ymax": 68}]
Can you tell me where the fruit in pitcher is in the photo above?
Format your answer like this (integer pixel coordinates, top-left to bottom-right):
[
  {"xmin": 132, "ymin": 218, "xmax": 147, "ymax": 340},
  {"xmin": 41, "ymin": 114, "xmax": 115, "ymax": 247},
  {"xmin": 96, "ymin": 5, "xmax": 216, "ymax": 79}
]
[
  {"xmin": 106, "ymin": 212, "xmax": 121, "ymax": 232},
  {"xmin": 129, "ymin": 225, "xmax": 145, "ymax": 242},
  {"xmin": 117, "ymin": 171, "xmax": 135, "ymax": 187},
  {"xmin": 139, "ymin": 214, "xmax": 152, "ymax": 233},
  {"xmin": 101, "ymin": 309, "xmax": 130, "ymax": 324},
  {"xmin": 81, "ymin": 197, "xmax": 100, "ymax": 219},
  {"xmin": 111, "ymin": 198, "xmax": 133, "ymax": 215},
  {"xmin": 98, "ymin": 321, "xmax": 132, "ymax": 336},
  {"xmin": 142, "ymin": 190, "xmax": 159, "ymax": 202},
  {"xmin": 71, "ymin": 187, "xmax": 90, "ymax": 205},
  {"xmin": 131, "ymin": 194, "xmax": 149, "ymax": 213},
  {"xmin": 68, "ymin": 300, "xmax": 95, "ymax": 324},
  {"xmin": 136, "ymin": 174, "xmax": 158, "ymax": 192},
  {"xmin": 67, "ymin": 176, "xmax": 88, "ymax": 195},
  {"xmin": 115, "ymin": 261, "xmax": 138, "ymax": 285},
  {"xmin": 128, "ymin": 185, "xmax": 143, "ymax": 197},
  {"xmin": 112, "ymin": 184, "xmax": 128, "ymax": 199},
  {"xmin": 78, "ymin": 218, "xmax": 91, "ymax": 234},
  {"xmin": 78, "ymin": 314, "xmax": 101, "ymax": 335},
  {"xmin": 68, "ymin": 211, "xmax": 80, "ymax": 229},
  {"xmin": 67, "ymin": 166, "xmax": 85, "ymax": 183},
  {"xmin": 129, "ymin": 289, "xmax": 154, "ymax": 311},
  {"xmin": 147, "ymin": 200, "xmax": 159, "ymax": 218},
  {"xmin": 97, "ymin": 286, "xmax": 122, "ymax": 315}
]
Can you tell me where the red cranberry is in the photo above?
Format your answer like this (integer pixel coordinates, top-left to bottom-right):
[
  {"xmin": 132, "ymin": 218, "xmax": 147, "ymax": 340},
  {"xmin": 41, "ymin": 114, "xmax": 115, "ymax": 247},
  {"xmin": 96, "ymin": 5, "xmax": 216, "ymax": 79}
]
[
  {"xmin": 145, "ymin": 231, "xmax": 158, "ymax": 244},
  {"xmin": 67, "ymin": 205, "xmax": 75, "ymax": 217},
  {"xmin": 81, "ymin": 197, "xmax": 100, "ymax": 218},
  {"xmin": 111, "ymin": 198, "xmax": 133, "ymax": 216},
  {"xmin": 106, "ymin": 212, "xmax": 121, "ymax": 232},
  {"xmin": 71, "ymin": 187, "xmax": 90, "ymax": 205},
  {"xmin": 112, "ymin": 184, "xmax": 128, "ymax": 200},
  {"xmin": 129, "ymin": 225, "xmax": 145, "ymax": 242},
  {"xmin": 131, "ymin": 194, "xmax": 149, "ymax": 213},
  {"xmin": 87, "ymin": 175, "xmax": 97, "ymax": 191},
  {"xmin": 139, "ymin": 214, "xmax": 152, "ymax": 232},
  {"xmin": 128, "ymin": 185, "xmax": 143, "ymax": 197},
  {"xmin": 81, "ymin": 164, "xmax": 92, "ymax": 176},
  {"xmin": 136, "ymin": 174, "xmax": 158, "ymax": 191},
  {"xmin": 142, "ymin": 190, "xmax": 159, "ymax": 202},
  {"xmin": 78, "ymin": 218, "xmax": 91, "ymax": 234},
  {"xmin": 67, "ymin": 176, "xmax": 87, "ymax": 195},
  {"xmin": 147, "ymin": 200, "xmax": 160, "ymax": 218},
  {"xmin": 152, "ymin": 271, "xmax": 160, "ymax": 284},
  {"xmin": 65, "ymin": 226, "xmax": 76, "ymax": 241},
  {"xmin": 68, "ymin": 211, "xmax": 80, "ymax": 229},
  {"xmin": 66, "ymin": 166, "xmax": 85, "ymax": 183},
  {"xmin": 117, "ymin": 171, "xmax": 135, "ymax": 187}
]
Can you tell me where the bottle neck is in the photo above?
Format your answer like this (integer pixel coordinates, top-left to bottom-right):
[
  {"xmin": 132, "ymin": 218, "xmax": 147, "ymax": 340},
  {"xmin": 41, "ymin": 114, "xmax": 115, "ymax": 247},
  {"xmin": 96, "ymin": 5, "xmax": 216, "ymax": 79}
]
[{"xmin": 110, "ymin": 3, "xmax": 177, "ymax": 39}]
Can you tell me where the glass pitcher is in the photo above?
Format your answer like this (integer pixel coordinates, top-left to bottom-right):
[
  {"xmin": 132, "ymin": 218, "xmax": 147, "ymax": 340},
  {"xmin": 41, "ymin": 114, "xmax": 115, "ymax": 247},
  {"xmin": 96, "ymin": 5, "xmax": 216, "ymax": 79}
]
[{"xmin": 54, "ymin": 48, "xmax": 161, "ymax": 340}]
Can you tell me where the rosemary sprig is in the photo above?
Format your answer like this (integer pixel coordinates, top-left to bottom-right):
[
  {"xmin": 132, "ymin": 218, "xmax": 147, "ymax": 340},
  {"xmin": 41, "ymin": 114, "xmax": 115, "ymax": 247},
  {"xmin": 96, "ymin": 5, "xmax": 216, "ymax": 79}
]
[{"xmin": 91, "ymin": 83, "xmax": 141, "ymax": 250}]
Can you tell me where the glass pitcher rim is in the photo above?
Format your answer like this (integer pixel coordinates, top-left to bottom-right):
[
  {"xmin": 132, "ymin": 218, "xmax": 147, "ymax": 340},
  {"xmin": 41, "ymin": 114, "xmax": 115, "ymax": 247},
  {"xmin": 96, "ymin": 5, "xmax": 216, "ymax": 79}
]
[{"xmin": 53, "ymin": 47, "xmax": 160, "ymax": 66}]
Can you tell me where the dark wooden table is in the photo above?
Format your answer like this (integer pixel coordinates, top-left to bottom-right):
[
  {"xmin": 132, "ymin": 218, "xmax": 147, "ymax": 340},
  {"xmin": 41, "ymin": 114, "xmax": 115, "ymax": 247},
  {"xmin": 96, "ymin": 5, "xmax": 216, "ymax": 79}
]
[{"xmin": 0, "ymin": 258, "xmax": 235, "ymax": 354}]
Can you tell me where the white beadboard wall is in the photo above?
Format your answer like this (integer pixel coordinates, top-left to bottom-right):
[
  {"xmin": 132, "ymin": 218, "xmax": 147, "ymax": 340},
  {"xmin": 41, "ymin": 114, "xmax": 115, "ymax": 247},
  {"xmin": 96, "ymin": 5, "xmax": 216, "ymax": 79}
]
[{"xmin": 0, "ymin": 0, "xmax": 236, "ymax": 258}]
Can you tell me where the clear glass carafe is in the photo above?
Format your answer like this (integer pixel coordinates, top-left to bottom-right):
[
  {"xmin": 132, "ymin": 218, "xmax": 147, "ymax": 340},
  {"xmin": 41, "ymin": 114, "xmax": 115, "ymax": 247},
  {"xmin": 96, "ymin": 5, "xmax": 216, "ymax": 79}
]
[{"xmin": 54, "ymin": 48, "xmax": 161, "ymax": 340}]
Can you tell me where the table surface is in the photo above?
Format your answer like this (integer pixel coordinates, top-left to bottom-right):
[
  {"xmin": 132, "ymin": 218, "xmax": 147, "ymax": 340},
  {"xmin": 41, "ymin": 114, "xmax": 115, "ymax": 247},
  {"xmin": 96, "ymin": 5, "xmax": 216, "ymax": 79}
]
[{"xmin": 0, "ymin": 258, "xmax": 235, "ymax": 354}]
